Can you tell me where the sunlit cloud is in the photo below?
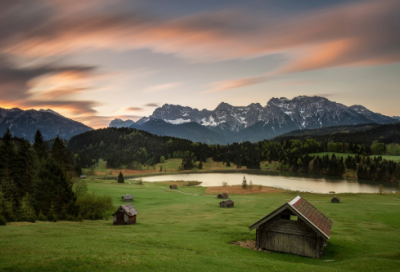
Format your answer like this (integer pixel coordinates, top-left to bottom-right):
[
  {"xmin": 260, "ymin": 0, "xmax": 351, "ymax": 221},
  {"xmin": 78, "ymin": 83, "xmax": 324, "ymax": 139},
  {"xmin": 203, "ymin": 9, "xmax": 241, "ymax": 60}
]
[
  {"xmin": 206, "ymin": 76, "xmax": 268, "ymax": 93},
  {"xmin": 145, "ymin": 82, "xmax": 181, "ymax": 93},
  {"xmin": 125, "ymin": 107, "xmax": 143, "ymax": 112},
  {"xmin": 1, "ymin": 0, "xmax": 398, "ymax": 70}
]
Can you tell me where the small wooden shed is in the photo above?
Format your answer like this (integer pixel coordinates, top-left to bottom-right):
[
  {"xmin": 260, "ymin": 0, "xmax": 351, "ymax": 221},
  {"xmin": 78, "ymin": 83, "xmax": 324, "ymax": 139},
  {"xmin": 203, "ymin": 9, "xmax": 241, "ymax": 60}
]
[
  {"xmin": 249, "ymin": 196, "xmax": 333, "ymax": 258},
  {"xmin": 113, "ymin": 203, "xmax": 138, "ymax": 225},
  {"xmin": 220, "ymin": 199, "xmax": 234, "ymax": 208},
  {"xmin": 170, "ymin": 185, "xmax": 177, "ymax": 189},
  {"xmin": 331, "ymin": 196, "xmax": 340, "ymax": 203},
  {"xmin": 122, "ymin": 194, "xmax": 134, "ymax": 202},
  {"xmin": 217, "ymin": 192, "xmax": 228, "ymax": 199}
]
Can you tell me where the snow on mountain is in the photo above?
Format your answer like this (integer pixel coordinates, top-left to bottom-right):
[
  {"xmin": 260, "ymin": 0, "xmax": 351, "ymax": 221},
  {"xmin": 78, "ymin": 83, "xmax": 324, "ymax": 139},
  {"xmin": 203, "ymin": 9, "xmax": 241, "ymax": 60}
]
[{"xmin": 109, "ymin": 96, "xmax": 397, "ymax": 143}]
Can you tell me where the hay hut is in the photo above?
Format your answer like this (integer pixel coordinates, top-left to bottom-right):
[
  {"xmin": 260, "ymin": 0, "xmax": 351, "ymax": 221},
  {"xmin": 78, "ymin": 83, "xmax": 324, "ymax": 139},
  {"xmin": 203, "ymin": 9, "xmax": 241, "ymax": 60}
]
[
  {"xmin": 113, "ymin": 203, "xmax": 138, "ymax": 225},
  {"xmin": 331, "ymin": 196, "xmax": 340, "ymax": 203},
  {"xmin": 122, "ymin": 194, "xmax": 134, "ymax": 202},
  {"xmin": 217, "ymin": 192, "xmax": 228, "ymax": 199},
  {"xmin": 219, "ymin": 199, "xmax": 234, "ymax": 208},
  {"xmin": 170, "ymin": 185, "xmax": 177, "ymax": 189},
  {"xmin": 249, "ymin": 196, "xmax": 333, "ymax": 258}
]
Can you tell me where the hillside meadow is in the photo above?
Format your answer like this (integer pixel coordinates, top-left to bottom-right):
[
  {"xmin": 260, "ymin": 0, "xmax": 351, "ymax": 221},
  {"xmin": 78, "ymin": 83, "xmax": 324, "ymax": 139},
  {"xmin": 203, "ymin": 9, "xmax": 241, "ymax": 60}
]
[{"xmin": 1, "ymin": 179, "xmax": 400, "ymax": 271}]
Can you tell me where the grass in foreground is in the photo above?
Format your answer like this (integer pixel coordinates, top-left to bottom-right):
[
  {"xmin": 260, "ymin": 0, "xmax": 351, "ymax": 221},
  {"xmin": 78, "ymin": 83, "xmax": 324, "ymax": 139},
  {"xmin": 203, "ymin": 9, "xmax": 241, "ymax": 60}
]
[{"xmin": 1, "ymin": 180, "xmax": 400, "ymax": 271}]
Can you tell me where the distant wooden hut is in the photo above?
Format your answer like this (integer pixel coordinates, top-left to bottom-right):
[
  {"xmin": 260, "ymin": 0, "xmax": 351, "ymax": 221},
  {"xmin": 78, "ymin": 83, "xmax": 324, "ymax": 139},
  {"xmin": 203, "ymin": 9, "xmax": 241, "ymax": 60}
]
[
  {"xmin": 219, "ymin": 199, "xmax": 234, "ymax": 208},
  {"xmin": 331, "ymin": 196, "xmax": 340, "ymax": 203},
  {"xmin": 217, "ymin": 192, "xmax": 228, "ymax": 199},
  {"xmin": 122, "ymin": 194, "xmax": 134, "ymax": 202},
  {"xmin": 170, "ymin": 185, "xmax": 177, "ymax": 189},
  {"xmin": 113, "ymin": 203, "xmax": 138, "ymax": 225},
  {"xmin": 249, "ymin": 196, "xmax": 333, "ymax": 258},
  {"xmin": 80, "ymin": 175, "xmax": 86, "ymax": 179}
]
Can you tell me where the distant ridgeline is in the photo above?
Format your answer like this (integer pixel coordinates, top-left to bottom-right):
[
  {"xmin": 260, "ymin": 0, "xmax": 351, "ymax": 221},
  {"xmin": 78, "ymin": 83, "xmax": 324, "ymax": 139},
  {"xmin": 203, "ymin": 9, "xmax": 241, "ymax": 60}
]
[
  {"xmin": 69, "ymin": 127, "xmax": 400, "ymax": 183},
  {"xmin": 0, "ymin": 129, "xmax": 113, "ymax": 226}
]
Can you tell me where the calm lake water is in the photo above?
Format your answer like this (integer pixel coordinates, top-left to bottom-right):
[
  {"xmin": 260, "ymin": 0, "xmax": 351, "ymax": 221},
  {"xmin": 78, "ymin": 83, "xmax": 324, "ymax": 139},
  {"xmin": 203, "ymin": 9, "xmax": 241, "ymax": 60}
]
[{"xmin": 132, "ymin": 172, "xmax": 399, "ymax": 194}]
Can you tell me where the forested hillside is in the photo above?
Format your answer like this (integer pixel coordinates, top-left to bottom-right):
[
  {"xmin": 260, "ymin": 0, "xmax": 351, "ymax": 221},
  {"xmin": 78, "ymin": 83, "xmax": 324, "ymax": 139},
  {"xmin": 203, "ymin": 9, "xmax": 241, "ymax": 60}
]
[
  {"xmin": 273, "ymin": 123, "xmax": 400, "ymax": 144},
  {"xmin": 68, "ymin": 127, "xmax": 400, "ymax": 183}
]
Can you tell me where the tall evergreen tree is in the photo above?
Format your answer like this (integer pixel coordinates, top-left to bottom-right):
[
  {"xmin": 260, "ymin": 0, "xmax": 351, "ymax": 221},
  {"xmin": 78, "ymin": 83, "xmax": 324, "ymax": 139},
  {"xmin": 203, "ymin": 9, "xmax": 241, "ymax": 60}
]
[
  {"xmin": 118, "ymin": 172, "xmax": 124, "ymax": 183},
  {"xmin": 33, "ymin": 130, "xmax": 46, "ymax": 161}
]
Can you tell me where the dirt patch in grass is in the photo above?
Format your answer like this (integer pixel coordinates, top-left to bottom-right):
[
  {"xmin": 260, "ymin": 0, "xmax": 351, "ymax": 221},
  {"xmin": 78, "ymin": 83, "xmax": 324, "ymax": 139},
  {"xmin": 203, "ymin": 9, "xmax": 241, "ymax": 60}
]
[
  {"xmin": 155, "ymin": 180, "xmax": 202, "ymax": 187},
  {"xmin": 205, "ymin": 185, "xmax": 285, "ymax": 195},
  {"xmin": 231, "ymin": 240, "xmax": 270, "ymax": 252}
]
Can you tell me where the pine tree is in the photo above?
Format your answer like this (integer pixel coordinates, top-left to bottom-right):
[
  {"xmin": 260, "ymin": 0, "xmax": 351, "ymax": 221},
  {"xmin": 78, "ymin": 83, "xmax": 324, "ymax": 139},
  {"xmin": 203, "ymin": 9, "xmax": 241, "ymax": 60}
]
[
  {"xmin": 198, "ymin": 161, "xmax": 203, "ymax": 169},
  {"xmin": 242, "ymin": 176, "xmax": 247, "ymax": 189},
  {"xmin": 34, "ymin": 157, "xmax": 77, "ymax": 217},
  {"xmin": 118, "ymin": 172, "xmax": 124, "ymax": 183},
  {"xmin": 33, "ymin": 130, "xmax": 46, "ymax": 161}
]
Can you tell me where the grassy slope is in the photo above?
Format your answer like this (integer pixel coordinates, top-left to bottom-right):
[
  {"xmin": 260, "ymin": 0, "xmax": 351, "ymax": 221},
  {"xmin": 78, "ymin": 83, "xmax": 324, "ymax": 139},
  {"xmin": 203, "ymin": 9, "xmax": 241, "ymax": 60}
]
[{"xmin": 1, "ymin": 180, "xmax": 400, "ymax": 271}]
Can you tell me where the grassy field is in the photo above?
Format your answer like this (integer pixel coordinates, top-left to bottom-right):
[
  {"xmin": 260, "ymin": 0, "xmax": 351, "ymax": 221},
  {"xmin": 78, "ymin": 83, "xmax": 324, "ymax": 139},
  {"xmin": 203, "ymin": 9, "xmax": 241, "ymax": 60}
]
[
  {"xmin": 309, "ymin": 152, "xmax": 400, "ymax": 162},
  {"xmin": 1, "ymin": 179, "xmax": 400, "ymax": 271}
]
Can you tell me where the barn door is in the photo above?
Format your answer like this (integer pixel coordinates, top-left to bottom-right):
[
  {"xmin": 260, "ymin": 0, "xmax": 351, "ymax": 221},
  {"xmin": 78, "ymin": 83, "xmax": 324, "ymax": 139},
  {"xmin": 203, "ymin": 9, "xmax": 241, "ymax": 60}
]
[{"xmin": 117, "ymin": 212, "xmax": 124, "ymax": 223}]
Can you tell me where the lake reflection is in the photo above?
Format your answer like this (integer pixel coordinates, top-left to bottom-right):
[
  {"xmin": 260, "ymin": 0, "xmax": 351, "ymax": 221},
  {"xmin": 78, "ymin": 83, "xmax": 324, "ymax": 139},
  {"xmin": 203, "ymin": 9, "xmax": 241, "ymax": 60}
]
[{"xmin": 132, "ymin": 172, "xmax": 399, "ymax": 194}]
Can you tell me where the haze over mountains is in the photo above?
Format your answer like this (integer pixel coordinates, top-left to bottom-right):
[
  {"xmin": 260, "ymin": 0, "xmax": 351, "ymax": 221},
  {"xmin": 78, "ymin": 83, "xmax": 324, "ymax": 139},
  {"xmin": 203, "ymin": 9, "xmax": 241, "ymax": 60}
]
[
  {"xmin": 0, "ymin": 107, "xmax": 93, "ymax": 141},
  {"xmin": 110, "ymin": 96, "xmax": 398, "ymax": 144}
]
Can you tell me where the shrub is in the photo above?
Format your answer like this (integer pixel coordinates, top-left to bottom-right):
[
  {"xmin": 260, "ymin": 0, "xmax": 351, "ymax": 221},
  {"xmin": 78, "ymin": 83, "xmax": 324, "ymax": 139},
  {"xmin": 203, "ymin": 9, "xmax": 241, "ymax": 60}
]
[
  {"xmin": 38, "ymin": 211, "xmax": 47, "ymax": 221},
  {"xmin": 76, "ymin": 193, "xmax": 114, "ymax": 220},
  {"xmin": 0, "ymin": 215, "xmax": 6, "ymax": 226}
]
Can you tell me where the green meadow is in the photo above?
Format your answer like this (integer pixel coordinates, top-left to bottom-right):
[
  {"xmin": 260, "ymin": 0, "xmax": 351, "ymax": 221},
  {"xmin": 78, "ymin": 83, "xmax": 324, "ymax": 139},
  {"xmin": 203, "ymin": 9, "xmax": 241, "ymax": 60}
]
[{"xmin": 1, "ymin": 179, "xmax": 400, "ymax": 271}]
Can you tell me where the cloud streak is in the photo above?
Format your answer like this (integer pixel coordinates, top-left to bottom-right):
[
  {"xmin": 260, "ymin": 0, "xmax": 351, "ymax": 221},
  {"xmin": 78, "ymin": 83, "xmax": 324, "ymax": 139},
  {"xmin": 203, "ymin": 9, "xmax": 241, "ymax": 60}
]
[{"xmin": 1, "ymin": 0, "xmax": 398, "ymax": 72}]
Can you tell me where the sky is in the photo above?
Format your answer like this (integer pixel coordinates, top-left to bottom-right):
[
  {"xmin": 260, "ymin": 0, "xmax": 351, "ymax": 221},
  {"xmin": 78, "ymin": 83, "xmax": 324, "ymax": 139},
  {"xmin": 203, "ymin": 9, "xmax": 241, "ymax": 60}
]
[{"xmin": 1, "ymin": 0, "xmax": 399, "ymax": 128}]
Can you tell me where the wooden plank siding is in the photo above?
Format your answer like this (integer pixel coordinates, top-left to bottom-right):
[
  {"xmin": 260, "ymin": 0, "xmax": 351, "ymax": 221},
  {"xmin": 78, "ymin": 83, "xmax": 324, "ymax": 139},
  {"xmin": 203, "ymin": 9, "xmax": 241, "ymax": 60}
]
[{"xmin": 256, "ymin": 209, "xmax": 323, "ymax": 258}]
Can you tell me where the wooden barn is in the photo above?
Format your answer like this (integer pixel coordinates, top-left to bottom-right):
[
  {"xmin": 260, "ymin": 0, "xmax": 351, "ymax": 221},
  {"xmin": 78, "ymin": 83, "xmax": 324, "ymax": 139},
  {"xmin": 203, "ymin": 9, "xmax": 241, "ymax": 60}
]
[
  {"xmin": 217, "ymin": 192, "xmax": 228, "ymax": 199},
  {"xmin": 220, "ymin": 199, "xmax": 234, "ymax": 208},
  {"xmin": 170, "ymin": 185, "xmax": 177, "ymax": 189},
  {"xmin": 121, "ymin": 194, "xmax": 134, "ymax": 202},
  {"xmin": 331, "ymin": 196, "xmax": 340, "ymax": 203},
  {"xmin": 113, "ymin": 203, "xmax": 138, "ymax": 225},
  {"xmin": 248, "ymin": 196, "xmax": 333, "ymax": 258}
]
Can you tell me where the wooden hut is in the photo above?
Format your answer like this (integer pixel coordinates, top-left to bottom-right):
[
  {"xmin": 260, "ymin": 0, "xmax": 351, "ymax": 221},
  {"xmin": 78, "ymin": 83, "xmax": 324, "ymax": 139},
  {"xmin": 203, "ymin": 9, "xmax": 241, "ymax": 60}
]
[
  {"xmin": 248, "ymin": 196, "xmax": 333, "ymax": 258},
  {"xmin": 217, "ymin": 192, "xmax": 228, "ymax": 199},
  {"xmin": 122, "ymin": 194, "xmax": 134, "ymax": 202},
  {"xmin": 331, "ymin": 196, "xmax": 340, "ymax": 203},
  {"xmin": 113, "ymin": 203, "xmax": 138, "ymax": 225},
  {"xmin": 170, "ymin": 185, "xmax": 177, "ymax": 189},
  {"xmin": 219, "ymin": 199, "xmax": 234, "ymax": 208}
]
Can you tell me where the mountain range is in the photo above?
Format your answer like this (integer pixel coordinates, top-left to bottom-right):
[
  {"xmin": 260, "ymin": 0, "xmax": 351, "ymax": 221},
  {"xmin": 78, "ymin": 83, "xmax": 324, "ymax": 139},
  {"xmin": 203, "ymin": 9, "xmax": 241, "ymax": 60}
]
[
  {"xmin": 0, "ymin": 107, "xmax": 93, "ymax": 141},
  {"xmin": 110, "ymin": 96, "xmax": 398, "ymax": 144}
]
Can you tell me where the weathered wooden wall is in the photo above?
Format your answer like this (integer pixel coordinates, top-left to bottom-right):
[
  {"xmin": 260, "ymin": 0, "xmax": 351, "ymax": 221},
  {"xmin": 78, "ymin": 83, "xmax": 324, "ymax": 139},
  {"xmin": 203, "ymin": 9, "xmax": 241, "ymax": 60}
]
[{"xmin": 256, "ymin": 208, "xmax": 325, "ymax": 258}]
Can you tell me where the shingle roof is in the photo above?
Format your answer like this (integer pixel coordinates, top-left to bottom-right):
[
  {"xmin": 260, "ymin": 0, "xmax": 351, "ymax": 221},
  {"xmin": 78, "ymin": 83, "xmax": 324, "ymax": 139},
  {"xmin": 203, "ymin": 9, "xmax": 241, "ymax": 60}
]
[
  {"xmin": 289, "ymin": 196, "xmax": 333, "ymax": 238},
  {"xmin": 220, "ymin": 199, "xmax": 234, "ymax": 204},
  {"xmin": 249, "ymin": 196, "xmax": 333, "ymax": 239},
  {"xmin": 331, "ymin": 196, "xmax": 340, "ymax": 201},
  {"xmin": 218, "ymin": 193, "xmax": 228, "ymax": 198},
  {"xmin": 122, "ymin": 194, "xmax": 134, "ymax": 200},
  {"xmin": 113, "ymin": 203, "xmax": 138, "ymax": 216}
]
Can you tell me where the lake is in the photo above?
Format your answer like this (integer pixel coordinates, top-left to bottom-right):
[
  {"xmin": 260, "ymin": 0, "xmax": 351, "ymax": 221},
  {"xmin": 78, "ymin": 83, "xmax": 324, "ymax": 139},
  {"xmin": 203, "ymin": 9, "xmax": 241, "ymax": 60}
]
[{"xmin": 131, "ymin": 172, "xmax": 399, "ymax": 194}]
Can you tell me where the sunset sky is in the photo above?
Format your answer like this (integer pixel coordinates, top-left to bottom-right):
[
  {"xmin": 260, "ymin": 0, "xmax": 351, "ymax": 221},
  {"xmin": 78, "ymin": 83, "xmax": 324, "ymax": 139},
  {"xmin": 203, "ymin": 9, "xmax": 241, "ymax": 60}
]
[{"xmin": 1, "ymin": 0, "xmax": 399, "ymax": 128}]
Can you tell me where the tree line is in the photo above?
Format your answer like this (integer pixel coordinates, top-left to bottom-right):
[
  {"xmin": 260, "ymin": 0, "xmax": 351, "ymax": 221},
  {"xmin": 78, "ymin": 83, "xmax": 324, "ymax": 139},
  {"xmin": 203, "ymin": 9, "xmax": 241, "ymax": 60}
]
[{"xmin": 0, "ymin": 129, "xmax": 113, "ymax": 225}]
